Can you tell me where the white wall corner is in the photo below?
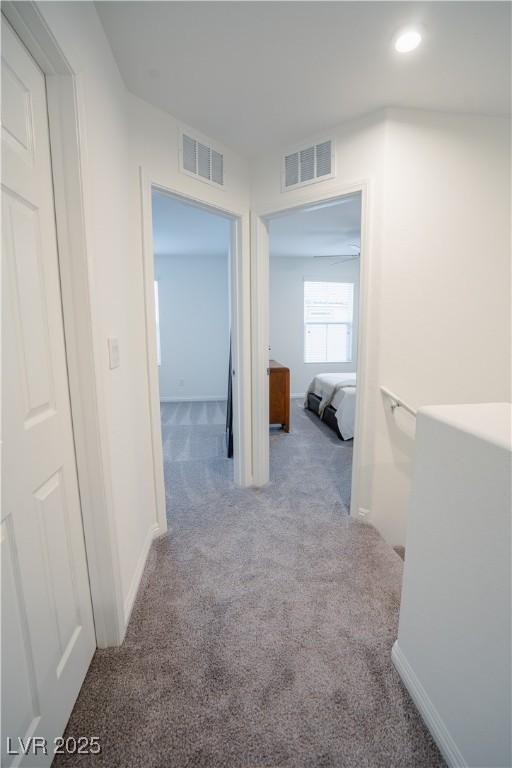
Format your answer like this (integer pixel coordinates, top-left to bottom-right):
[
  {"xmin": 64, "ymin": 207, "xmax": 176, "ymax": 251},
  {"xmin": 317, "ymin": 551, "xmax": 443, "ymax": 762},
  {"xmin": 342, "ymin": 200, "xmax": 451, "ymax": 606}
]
[
  {"xmin": 122, "ymin": 522, "xmax": 160, "ymax": 633},
  {"xmin": 391, "ymin": 642, "xmax": 467, "ymax": 768}
]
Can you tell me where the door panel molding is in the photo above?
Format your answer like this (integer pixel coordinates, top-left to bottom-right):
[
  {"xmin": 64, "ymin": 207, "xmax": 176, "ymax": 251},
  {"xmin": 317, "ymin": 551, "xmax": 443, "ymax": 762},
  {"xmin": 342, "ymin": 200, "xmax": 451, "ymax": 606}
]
[
  {"xmin": 2, "ymin": 2, "xmax": 126, "ymax": 649},
  {"xmin": 2, "ymin": 17, "xmax": 98, "ymax": 764}
]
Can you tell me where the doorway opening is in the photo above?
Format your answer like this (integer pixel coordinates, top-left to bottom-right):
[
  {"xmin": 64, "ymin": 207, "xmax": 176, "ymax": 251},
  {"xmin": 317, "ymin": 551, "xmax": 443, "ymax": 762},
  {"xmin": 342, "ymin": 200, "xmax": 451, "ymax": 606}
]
[
  {"xmin": 266, "ymin": 193, "xmax": 362, "ymax": 511},
  {"xmin": 151, "ymin": 189, "xmax": 236, "ymax": 523}
]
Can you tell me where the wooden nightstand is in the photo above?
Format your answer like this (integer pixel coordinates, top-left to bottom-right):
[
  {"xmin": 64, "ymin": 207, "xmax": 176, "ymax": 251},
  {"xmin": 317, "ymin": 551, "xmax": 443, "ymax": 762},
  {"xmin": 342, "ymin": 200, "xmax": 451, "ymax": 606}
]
[{"xmin": 269, "ymin": 359, "xmax": 290, "ymax": 432}]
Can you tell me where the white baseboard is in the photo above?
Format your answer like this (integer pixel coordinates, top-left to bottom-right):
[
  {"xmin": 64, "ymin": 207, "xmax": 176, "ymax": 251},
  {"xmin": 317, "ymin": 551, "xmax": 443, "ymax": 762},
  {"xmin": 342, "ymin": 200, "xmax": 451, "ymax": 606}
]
[
  {"xmin": 123, "ymin": 522, "xmax": 159, "ymax": 628},
  {"xmin": 291, "ymin": 393, "xmax": 306, "ymax": 399},
  {"xmin": 152, "ymin": 522, "xmax": 165, "ymax": 539},
  {"xmin": 160, "ymin": 396, "xmax": 227, "ymax": 403},
  {"xmin": 391, "ymin": 642, "xmax": 467, "ymax": 768}
]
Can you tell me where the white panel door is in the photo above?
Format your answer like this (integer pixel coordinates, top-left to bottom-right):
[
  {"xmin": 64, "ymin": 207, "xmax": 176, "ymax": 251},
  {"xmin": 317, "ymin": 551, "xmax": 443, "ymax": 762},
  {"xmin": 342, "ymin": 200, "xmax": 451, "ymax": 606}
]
[{"xmin": 1, "ymin": 20, "xmax": 96, "ymax": 767}]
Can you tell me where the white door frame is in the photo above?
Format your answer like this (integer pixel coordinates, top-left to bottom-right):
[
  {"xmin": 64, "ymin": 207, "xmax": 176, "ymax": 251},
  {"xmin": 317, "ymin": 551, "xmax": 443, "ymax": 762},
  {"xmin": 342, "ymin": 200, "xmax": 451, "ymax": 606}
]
[
  {"xmin": 3, "ymin": 2, "xmax": 126, "ymax": 646},
  {"xmin": 251, "ymin": 180, "xmax": 372, "ymax": 517},
  {"xmin": 139, "ymin": 174, "xmax": 252, "ymax": 535}
]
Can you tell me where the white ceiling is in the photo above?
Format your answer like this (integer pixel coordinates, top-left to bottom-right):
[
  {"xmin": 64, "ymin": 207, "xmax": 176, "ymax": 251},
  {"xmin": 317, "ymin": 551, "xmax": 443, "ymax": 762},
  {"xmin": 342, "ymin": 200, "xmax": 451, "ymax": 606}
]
[
  {"xmin": 97, "ymin": 1, "xmax": 510, "ymax": 157},
  {"xmin": 152, "ymin": 190, "xmax": 360, "ymax": 260},
  {"xmin": 268, "ymin": 193, "xmax": 361, "ymax": 259},
  {"xmin": 152, "ymin": 190, "xmax": 231, "ymax": 257}
]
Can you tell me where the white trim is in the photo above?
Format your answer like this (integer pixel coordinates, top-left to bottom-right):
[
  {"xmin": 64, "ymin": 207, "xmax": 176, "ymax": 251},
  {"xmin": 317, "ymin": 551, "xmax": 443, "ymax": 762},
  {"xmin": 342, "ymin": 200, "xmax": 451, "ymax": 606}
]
[
  {"xmin": 140, "ymin": 177, "xmax": 253, "ymax": 493},
  {"xmin": 250, "ymin": 213, "xmax": 270, "ymax": 486},
  {"xmin": 291, "ymin": 393, "xmax": 306, "ymax": 399},
  {"xmin": 252, "ymin": 180, "xmax": 371, "ymax": 520},
  {"xmin": 160, "ymin": 396, "xmax": 228, "ymax": 403},
  {"xmin": 139, "ymin": 170, "xmax": 168, "ymax": 537},
  {"xmin": 3, "ymin": 2, "xmax": 126, "ymax": 647},
  {"xmin": 350, "ymin": 180, "xmax": 371, "ymax": 518},
  {"xmin": 123, "ymin": 523, "xmax": 160, "ymax": 627},
  {"xmin": 392, "ymin": 642, "xmax": 467, "ymax": 768},
  {"xmin": 230, "ymin": 210, "xmax": 253, "ymax": 486}
]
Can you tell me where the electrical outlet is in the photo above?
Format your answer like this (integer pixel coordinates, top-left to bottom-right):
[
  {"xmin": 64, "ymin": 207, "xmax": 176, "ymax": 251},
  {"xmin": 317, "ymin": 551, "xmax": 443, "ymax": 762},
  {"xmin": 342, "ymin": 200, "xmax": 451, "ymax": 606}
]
[{"xmin": 178, "ymin": 379, "xmax": 184, "ymax": 387}]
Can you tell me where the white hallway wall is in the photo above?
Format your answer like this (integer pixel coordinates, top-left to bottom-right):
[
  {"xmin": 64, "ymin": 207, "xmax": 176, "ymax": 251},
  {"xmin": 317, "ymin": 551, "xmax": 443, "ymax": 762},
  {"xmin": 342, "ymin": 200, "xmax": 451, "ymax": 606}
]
[
  {"xmin": 269, "ymin": 256, "xmax": 360, "ymax": 396},
  {"xmin": 252, "ymin": 112, "xmax": 388, "ymax": 538},
  {"xmin": 35, "ymin": 1, "xmax": 155, "ymax": 636},
  {"xmin": 35, "ymin": 2, "xmax": 251, "ymax": 641},
  {"xmin": 375, "ymin": 109, "xmax": 510, "ymax": 545},
  {"xmin": 155, "ymin": 253, "xmax": 230, "ymax": 401},
  {"xmin": 127, "ymin": 90, "xmax": 253, "ymax": 487},
  {"xmin": 252, "ymin": 107, "xmax": 510, "ymax": 546},
  {"xmin": 27, "ymin": 3, "xmax": 511, "ymax": 638}
]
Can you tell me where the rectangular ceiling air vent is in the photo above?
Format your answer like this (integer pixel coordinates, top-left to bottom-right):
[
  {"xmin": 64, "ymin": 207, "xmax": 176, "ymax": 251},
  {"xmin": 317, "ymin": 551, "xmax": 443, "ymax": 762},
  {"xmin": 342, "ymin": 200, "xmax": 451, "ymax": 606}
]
[
  {"xmin": 283, "ymin": 138, "xmax": 334, "ymax": 191},
  {"xmin": 180, "ymin": 131, "xmax": 224, "ymax": 187}
]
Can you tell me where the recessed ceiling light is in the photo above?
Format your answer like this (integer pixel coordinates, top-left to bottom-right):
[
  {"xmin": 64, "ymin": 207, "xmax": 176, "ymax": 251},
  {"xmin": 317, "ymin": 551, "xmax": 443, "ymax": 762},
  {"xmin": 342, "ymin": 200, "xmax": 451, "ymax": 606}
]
[{"xmin": 394, "ymin": 28, "xmax": 422, "ymax": 54}]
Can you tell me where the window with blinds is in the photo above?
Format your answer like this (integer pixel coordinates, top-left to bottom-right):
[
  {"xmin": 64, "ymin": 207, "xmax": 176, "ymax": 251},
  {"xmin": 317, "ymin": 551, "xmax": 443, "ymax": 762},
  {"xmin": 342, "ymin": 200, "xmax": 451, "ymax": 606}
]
[{"xmin": 304, "ymin": 281, "xmax": 353, "ymax": 363}]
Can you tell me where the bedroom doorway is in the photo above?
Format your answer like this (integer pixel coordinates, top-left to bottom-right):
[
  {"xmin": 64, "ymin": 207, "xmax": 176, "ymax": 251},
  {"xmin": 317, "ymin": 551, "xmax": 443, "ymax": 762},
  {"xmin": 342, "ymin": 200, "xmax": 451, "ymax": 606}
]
[
  {"xmin": 150, "ymin": 189, "xmax": 236, "ymax": 523},
  {"xmin": 262, "ymin": 191, "xmax": 363, "ymax": 512}
]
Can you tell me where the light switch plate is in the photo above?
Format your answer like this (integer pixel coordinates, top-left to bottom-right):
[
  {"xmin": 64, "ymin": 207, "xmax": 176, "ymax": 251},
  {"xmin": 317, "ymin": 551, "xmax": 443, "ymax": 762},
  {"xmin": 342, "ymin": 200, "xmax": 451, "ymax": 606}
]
[{"xmin": 108, "ymin": 337, "xmax": 120, "ymax": 369}]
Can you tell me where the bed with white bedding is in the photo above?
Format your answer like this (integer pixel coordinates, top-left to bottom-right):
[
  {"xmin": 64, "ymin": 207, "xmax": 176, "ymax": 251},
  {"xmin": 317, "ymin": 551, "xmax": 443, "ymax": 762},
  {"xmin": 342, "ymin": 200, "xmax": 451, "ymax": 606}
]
[{"xmin": 305, "ymin": 372, "xmax": 357, "ymax": 440}]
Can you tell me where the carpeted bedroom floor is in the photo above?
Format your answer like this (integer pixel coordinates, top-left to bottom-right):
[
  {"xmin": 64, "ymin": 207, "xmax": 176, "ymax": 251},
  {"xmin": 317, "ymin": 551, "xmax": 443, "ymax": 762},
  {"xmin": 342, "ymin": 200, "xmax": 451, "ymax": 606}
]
[{"xmin": 55, "ymin": 399, "xmax": 444, "ymax": 768}]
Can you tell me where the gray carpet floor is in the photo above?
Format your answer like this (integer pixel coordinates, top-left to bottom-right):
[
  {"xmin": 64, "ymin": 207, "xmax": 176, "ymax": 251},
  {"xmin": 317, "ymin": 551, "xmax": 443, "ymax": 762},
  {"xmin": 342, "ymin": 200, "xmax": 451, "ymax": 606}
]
[{"xmin": 55, "ymin": 399, "xmax": 444, "ymax": 768}]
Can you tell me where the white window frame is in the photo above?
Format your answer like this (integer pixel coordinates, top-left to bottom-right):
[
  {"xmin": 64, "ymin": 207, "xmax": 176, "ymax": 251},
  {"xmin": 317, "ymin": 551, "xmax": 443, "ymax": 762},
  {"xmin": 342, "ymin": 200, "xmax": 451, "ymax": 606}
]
[{"xmin": 303, "ymin": 281, "xmax": 354, "ymax": 364}]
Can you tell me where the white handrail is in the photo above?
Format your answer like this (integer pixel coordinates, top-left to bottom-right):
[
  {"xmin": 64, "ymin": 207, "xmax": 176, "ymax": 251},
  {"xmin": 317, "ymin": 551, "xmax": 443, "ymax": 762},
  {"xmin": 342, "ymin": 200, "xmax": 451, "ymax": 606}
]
[{"xmin": 380, "ymin": 386, "xmax": 417, "ymax": 418}]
